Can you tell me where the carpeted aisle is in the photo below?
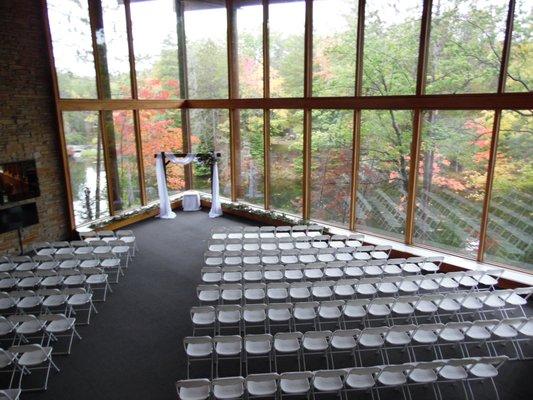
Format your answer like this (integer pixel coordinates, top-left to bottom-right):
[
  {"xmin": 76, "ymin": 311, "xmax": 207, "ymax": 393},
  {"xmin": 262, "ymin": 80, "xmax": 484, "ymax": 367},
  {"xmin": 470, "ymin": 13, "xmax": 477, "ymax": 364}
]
[{"xmin": 21, "ymin": 210, "xmax": 533, "ymax": 400}]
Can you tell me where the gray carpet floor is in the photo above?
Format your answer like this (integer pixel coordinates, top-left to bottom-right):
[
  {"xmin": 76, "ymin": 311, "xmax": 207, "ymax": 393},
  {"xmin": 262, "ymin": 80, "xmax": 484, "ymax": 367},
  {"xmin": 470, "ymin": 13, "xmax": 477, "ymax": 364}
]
[{"xmin": 8, "ymin": 210, "xmax": 531, "ymax": 399}]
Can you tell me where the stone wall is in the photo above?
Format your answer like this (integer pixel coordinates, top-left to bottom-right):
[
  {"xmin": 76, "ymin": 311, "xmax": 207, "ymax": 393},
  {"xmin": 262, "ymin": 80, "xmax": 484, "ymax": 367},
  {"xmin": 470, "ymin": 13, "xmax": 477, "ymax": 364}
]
[{"xmin": 0, "ymin": 0, "xmax": 69, "ymax": 253}]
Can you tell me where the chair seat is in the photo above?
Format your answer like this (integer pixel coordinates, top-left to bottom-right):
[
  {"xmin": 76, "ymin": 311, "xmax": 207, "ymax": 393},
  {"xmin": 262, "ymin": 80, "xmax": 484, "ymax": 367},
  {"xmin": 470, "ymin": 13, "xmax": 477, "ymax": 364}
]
[
  {"xmin": 402, "ymin": 263, "xmax": 421, "ymax": 273},
  {"xmin": 438, "ymin": 365, "xmax": 467, "ymax": 380},
  {"xmin": 18, "ymin": 347, "xmax": 52, "ymax": 367},
  {"xmin": 385, "ymin": 331, "xmax": 411, "ymax": 345},
  {"xmin": 345, "ymin": 373, "xmax": 374, "ymax": 389},
  {"xmin": 294, "ymin": 308, "xmax": 316, "ymax": 321},
  {"xmin": 218, "ymin": 312, "xmax": 240, "ymax": 324},
  {"xmin": 267, "ymin": 289, "xmax": 288, "ymax": 300},
  {"xmin": 280, "ymin": 378, "xmax": 309, "ymax": 394},
  {"xmin": 199, "ymin": 290, "xmax": 220, "ymax": 302},
  {"xmin": 281, "ymin": 256, "xmax": 298, "ymax": 264},
  {"xmin": 247, "ymin": 380, "xmax": 277, "ymax": 396},
  {"xmin": 409, "ymin": 368, "xmax": 437, "ymax": 383},
  {"xmin": 398, "ymin": 281, "xmax": 418, "ymax": 293},
  {"xmin": 491, "ymin": 324, "xmax": 517, "ymax": 338},
  {"xmin": 468, "ymin": 363, "xmax": 498, "ymax": 378},
  {"xmin": 17, "ymin": 296, "xmax": 42, "ymax": 309},
  {"xmin": 371, "ymin": 251, "xmax": 388, "ymax": 260},
  {"xmin": 391, "ymin": 303, "xmax": 414, "ymax": 315},
  {"xmin": 216, "ymin": 342, "xmax": 241, "ymax": 356},
  {"xmin": 303, "ymin": 338, "xmax": 328, "ymax": 351},
  {"xmin": 412, "ymin": 331, "xmax": 438, "ymax": 344},
  {"xmin": 359, "ymin": 334, "xmax": 384, "ymax": 348},
  {"xmin": 314, "ymin": 376, "xmax": 343, "ymax": 392},
  {"xmin": 213, "ymin": 384, "xmax": 244, "ymax": 399},
  {"xmin": 43, "ymin": 295, "xmax": 68, "ymax": 308},
  {"xmin": 343, "ymin": 305, "xmax": 366, "ymax": 318},
  {"xmin": 285, "ymin": 270, "xmax": 303, "ymax": 280},
  {"xmin": 179, "ymin": 386, "xmax": 210, "ymax": 400},
  {"xmin": 415, "ymin": 301, "xmax": 437, "ymax": 313},
  {"xmin": 17, "ymin": 320, "xmax": 45, "ymax": 335},
  {"xmin": 86, "ymin": 274, "xmax": 108, "ymax": 285},
  {"xmin": 244, "ymin": 289, "xmax": 265, "ymax": 301},
  {"xmin": 223, "ymin": 273, "xmax": 242, "ymax": 282},
  {"xmin": 275, "ymin": 339, "xmax": 300, "ymax": 353},
  {"xmin": 290, "ymin": 288, "xmax": 310, "ymax": 300},
  {"xmin": 367, "ymin": 304, "xmax": 390, "ymax": 317},
  {"xmin": 221, "ymin": 290, "xmax": 242, "ymax": 302},
  {"xmin": 378, "ymin": 371, "xmax": 406, "ymax": 386},
  {"xmin": 203, "ymin": 273, "xmax": 221, "ymax": 283},
  {"xmin": 356, "ymin": 284, "xmax": 376, "ymax": 296},
  {"xmin": 243, "ymin": 310, "xmax": 266, "ymax": 323},
  {"xmin": 334, "ymin": 285, "xmax": 355, "ymax": 297},
  {"xmin": 331, "ymin": 336, "xmax": 356, "ymax": 350},
  {"xmin": 464, "ymin": 326, "xmax": 491, "ymax": 340},
  {"xmin": 319, "ymin": 307, "xmax": 341, "ymax": 319},
  {"xmin": 439, "ymin": 298, "xmax": 461, "ymax": 312},
  {"xmin": 304, "ymin": 270, "xmax": 323, "ymax": 279},
  {"xmin": 439, "ymin": 328, "xmax": 465, "ymax": 342},
  {"xmin": 46, "ymin": 318, "xmax": 75, "ymax": 333},
  {"xmin": 383, "ymin": 265, "xmax": 402, "ymax": 275},
  {"xmin": 264, "ymin": 271, "xmax": 283, "ymax": 281},
  {"xmin": 268, "ymin": 309, "xmax": 291, "ymax": 322},
  {"xmin": 243, "ymin": 271, "xmax": 262, "ymax": 282},
  {"xmin": 312, "ymin": 287, "xmax": 332, "ymax": 298},
  {"xmin": 68, "ymin": 293, "xmax": 92, "ymax": 306},
  {"xmin": 245, "ymin": 341, "xmax": 271, "ymax": 355},
  {"xmin": 344, "ymin": 267, "xmax": 363, "ymax": 277},
  {"xmin": 325, "ymin": 268, "xmax": 344, "ymax": 278}
]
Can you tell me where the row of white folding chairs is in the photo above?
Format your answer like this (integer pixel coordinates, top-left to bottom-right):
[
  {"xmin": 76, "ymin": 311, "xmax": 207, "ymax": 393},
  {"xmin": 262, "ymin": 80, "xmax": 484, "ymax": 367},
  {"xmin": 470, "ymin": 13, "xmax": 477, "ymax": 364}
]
[
  {"xmin": 1, "ymin": 313, "xmax": 81, "ymax": 354},
  {"xmin": 31, "ymin": 236, "xmax": 135, "ymax": 257},
  {"xmin": 190, "ymin": 288, "xmax": 532, "ymax": 334},
  {"xmin": 0, "ymin": 344, "xmax": 60, "ymax": 392},
  {"xmin": 200, "ymin": 258, "xmax": 448, "ymax": 285},
  {"xmin": 205, "ymin": 246, "xmax": 395, "ymax": 267},
  {"xmin": 210, "ymin": 225, "xmax": 324, "ymax": 240},
  {"xmin": 208, "ymin": 234, "xmax": 365, "ymax": 252},
  {"xmin": 197, "ymin": 271, "xmax": 502, "ymax": 304},
  {"xmin": 184, "ymin": 318, "xmax": 532, "ymax": 375},
  {"xmin": 1, "ymin": 248, "xmax": 129, "ymax": 272},
  {"xmin": 0, "ymin": 268, "xmax": 112, "ymax": 299},
  {"xmin": 0, "ymin": 288, "xmax": 98, "ymax": 324},
  {"xmin": 79, "ymin": 229, "xmax": 138, "ymax": 255},
  {"xmin": 0, "ymin": 254, "xmax": 124, "ymax": 284},
  {"xmin": 176, "ymin": 356, "xmax": 509, "ymax": 400}
]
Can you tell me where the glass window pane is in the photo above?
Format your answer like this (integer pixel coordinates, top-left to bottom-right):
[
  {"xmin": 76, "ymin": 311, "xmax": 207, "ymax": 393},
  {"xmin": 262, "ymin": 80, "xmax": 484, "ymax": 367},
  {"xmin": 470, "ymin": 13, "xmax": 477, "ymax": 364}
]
[
  {"xmin": 506, "ymin": 0, "xmax": 532, "ymax": 92},
  {"xmin": 235, "ymin": 0, "xmax": 263, "ymax": 98},
  {"xmin": 140, "ymin": 109, "xmax": 185, "ymax": 202},
  {"xmin": 363, "ymin": 0, "xmax": 422, "ymax": 96},
  {"xmin": 47, "ymin": 0, "xmax": 97, "ymax": 99},
  {"xmin": 237, "ymin": 110, "xmax": 264, "ymax": 206},
  {"xmin": 102, "ymin": 111, "xmax": 141, "ymax": 211},
  {"xmin": 357, "ymin": 110, "xmax": 412, "ymax": 239},
  {"xmin": 189, "ymin": 109, "xmax": 231, "ymax": 198},
  {"xmin": 426, "ymin": 0, "xmax": 508, "ymax": 94},
  {"xmin": 270, "ymin": 109, "xmax": 304, "ymax": 215},
  {"xmin": 130, "ymin": 0, "xmax": 180, "ymax": 99},
  {"xmin": 414, "ymin": 110, "xmax": 494, "ymax": 257},
  {"xmin": 185, "ymin": 1, "xmax": 228, "ymax": 99},
  {"xmin": 313, "ymin": 0, "xmax": 357, "ymax": 97},
  {"xmin": 96, "ymin": 0, "xmax": 131, "ymax": 98},
  {"xmin": 63, "ymin": 111, "xmax": 109, "ymax": 226},
  {"xmin": 485, "ymin": 110, "xmax": 533, "ymax": 270},
  {"xmin": 310, "ymin": 110, "xmax": 353, "ymax": 226},
  {"xmin": 270, "ymin": 1, "xmax": 305, "ymax": 98}
]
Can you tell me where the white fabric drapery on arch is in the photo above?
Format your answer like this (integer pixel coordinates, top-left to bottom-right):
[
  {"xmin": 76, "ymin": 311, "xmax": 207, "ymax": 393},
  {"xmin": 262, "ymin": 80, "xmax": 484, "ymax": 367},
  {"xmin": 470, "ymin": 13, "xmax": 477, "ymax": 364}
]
[{"xmin": 155, "ymin": 152, "xmax": 222, "ymax": 219}]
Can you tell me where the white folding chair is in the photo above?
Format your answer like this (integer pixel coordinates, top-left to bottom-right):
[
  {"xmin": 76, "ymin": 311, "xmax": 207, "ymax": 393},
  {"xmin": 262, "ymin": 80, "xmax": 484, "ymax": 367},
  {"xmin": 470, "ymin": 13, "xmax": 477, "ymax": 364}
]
[
  {"xmin": 278, "ymin": 237, "xmax": 296, "ymax": 251},
  {"xmin": 312, "ymin": 369, "xmax": 346, "ymax": 397},
  {"xmin": 244, "ymin": 283, "xmax": 266, "ymax": 303},
  {"xmin": 245, "ymin": 373, "xmax": 279, "ymax": 398},
  {"xmin": 212, "ymin": 376, "xmax": 245, "ymax": 399},
  {"xmin": 175, "ymin": 378, "xmax": 211, "ymax": 400}
]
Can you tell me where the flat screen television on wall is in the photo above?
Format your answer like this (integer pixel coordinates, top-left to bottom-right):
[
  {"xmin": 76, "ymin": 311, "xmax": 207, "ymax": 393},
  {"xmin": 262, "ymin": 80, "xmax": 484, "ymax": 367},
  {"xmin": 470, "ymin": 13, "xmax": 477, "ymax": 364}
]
[
  {"xmin": 0, "ymin": 203, "xmax": 39, "ymax": 234},
  {"xmin": 0, "ymin": 160, "xmax": 40, "ymax": 206}
]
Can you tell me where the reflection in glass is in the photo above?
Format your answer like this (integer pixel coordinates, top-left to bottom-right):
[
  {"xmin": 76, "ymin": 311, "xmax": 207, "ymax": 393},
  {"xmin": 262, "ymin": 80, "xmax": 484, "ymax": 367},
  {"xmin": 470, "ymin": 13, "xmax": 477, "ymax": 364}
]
[
  {"xmin": 189, "ymin": 109, "xmax": 231, "ymax": 198},
  {"xmin": 185, "ymin": 1, "xmax": 228, "ymax": 99},
  {"xmin": 506, "ymin": 0, "xmax": 532, "ymax": 92},
  {"xmin": 313, "ymin": 0, "xmax": 357, "ymax": 97},
  {"xmin": 310, "ymin": 110, "xmax": 353, "ymax": 226},
  {"xmin": 102, "ymin": 111, "xmax": 141, "ymax": 211},
  {"xmin": 363, "ymin": 0, "xmax": 422, "ymax": 96},
  {"xmin": 426, "ymin": 0, "xmax": 507, "ymax": 94},
  {"xmin": 270, "ymin": 110, "xmax": 303, "ymax": 215},
  {"xmin": 63, "ymin": 111, "xmax": 109, "ymax": 226},
  {"xmin": 139, "ymin": 109, "xmax": 185, "ymax": 202},
  {"xmin": 357, "ymin": 110, "xmax": 412, "ymax": 239},
  {"xmin": 485, "ymin": 110, "xmax": 533, "ymax": 270},
  {"xmin": 237, "ymin": 110, "xmax": 264, "ymax": 206},
  {"xmin": 414, "ymin": 110, "xmax": 493, "ymax": 257},
  {"xmin": 235, "ymin": 0, "xmax": 263, "ymax": 98},
  {"xmin": 47, "ymin": 0, "xmax": 97, "ymax": 98},
  {"xmin": 130, "ymin": 0, "xmax": 180, "ymax": 99},
  {"xmin": 270, "ymin": 1, "xmax": 305, "ymax": 98}
]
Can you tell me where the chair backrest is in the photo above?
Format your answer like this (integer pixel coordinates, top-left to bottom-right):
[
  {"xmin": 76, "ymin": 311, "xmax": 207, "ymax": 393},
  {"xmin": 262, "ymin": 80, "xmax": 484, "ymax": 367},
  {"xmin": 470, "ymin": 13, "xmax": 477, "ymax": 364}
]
[
  {"xmin": 332, "ymin": 329, "xmax": 360, "ymax": 338},
  {"xmin": 294, "ymin": 301, "xmax": 319, "ymax": 309},
  {"xmin": 214, "ymin": 335, "xmax": 242, "ymax": 344},
  {"xmin": 346, "ymin": 366, "xmax": 380, "ymax": 376},
  {"xmin": 313, "ymin": 369, "xmax": 346, "ymax": 379},
  {"xmin": 275, "ymin": 331, "xmax": 303, "ymax": 340},
  {"xmin": 246, "ymin": 373, "xmax": 279, "ymax": 383},
  {"xmin": 279, "ymin": 371, "xmax": 313, "ymax": 380}
]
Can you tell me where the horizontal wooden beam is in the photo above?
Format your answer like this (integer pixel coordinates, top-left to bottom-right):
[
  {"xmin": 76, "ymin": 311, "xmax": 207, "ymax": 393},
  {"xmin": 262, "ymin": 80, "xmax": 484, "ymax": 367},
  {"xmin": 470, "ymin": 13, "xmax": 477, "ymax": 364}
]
[
  {"xmin": 58, "ymin": 92, "xmax": 532, "ymax": 112},
  {"xmin": 59, "ymin": 99, "xmax": 186, "ymax": 111}
]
